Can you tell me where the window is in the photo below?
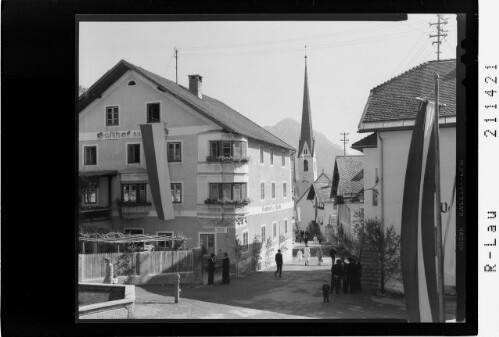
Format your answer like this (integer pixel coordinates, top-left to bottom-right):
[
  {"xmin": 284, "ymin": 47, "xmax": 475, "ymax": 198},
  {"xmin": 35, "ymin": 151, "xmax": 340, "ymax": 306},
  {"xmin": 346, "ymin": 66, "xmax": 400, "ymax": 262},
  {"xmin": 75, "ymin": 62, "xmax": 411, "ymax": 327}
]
[
  {"xmin": 261, "ymin": 226, "xmax": 266, "ymax": 242},
  {"xmin": 124, "ymin": 228, "xmax": 144, "ymax": 235},
  {"xmin": 200, "ymin": 233, "xmax": 215, "ymax": 255},
  {"xmin": 242, "ymin": 231, "xmax": 249, "ymax": 252},
  {"xmin": 281, "ymin": 151, "xmax": 286, "ymax": 166},
  {"xmin": 284, "ymin": 219, "xmax": 288, "ymax": 234},
  {"xmin": 283, "ymin": 182, "xmax": 287, "ymax": 197},
  {"xmin": 128, "ymin": 80, "xmax": 136, "ymax": 86},
  {"xmin": 106, "ymin": 106, "xmax": 119, "ymax": 126},
  {"xmin": 271, "ymin": 183, "xmax": 276, "ymax": 199},
  {"xmin": 373, "ymin": 189, "xmax": 379, "ymax": 206},
  {"xmin": 147, "ymin": 103, "xmax": 160, "ymax": 123},
  {"xmin": 83, "ymin": 146, "xmax": 97, "ymax": 166},
  {"xmin": 260, "ymin": 146, "xmax": 264, "ymax": 163},
  {"xmin": 81, "ymin": 178, "xmax": 97, "ymax": 204},
  {"xmin": 158, "ymin": 232, "xmax": 173, "ymax": 248},
  {"xmin": 167, "ymin": 142, "xmax": 181, "ymax": 162},
  {"xmin": 304, "ymin": 149, "xmax": 308, "ymax": 155},
  {"xmin": 209, "ymin": 183, "xmax": 247, "ymax": 201},
  {"xmin": 127, "ymin": 144, "xmax": 140, "ymax": 164},
  {"xmin": 209, "ymin": 141, "xmax": 246, "ymax": 158},
  {"xmin": 272, "ymin": 222, "xmax": 277, "ymax": 239},
  {"xmin": 122, "ymin": 183, "xmax": 147, "ymax": 203},
  {"xmin": 171, "ymin": 183, "xmax": 182, "ymax": 203},
  {"xmin": 270, "ymin": 148, "xmax": 274, "ymax": 165},
  {"xmin": 304, "ymin": 159, "xmax": 308, "ymax": 172},
  {"xmin": 260, "ymin": 182, "xmax": 265, "ymax": 200}
]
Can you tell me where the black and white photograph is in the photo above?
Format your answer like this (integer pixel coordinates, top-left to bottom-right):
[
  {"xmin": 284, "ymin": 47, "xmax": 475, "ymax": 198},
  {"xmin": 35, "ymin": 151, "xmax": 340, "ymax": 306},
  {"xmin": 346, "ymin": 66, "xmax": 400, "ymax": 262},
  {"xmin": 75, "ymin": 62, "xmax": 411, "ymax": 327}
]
[{"xmin": 76, "ymin": 14, "xmax": 469, "ymax": 323}]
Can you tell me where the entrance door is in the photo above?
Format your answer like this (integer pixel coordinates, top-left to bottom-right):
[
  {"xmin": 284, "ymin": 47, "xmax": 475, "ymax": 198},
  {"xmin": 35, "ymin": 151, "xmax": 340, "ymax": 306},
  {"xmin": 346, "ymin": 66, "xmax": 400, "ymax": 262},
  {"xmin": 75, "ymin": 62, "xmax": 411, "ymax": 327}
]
[{"xmin": 199, "ymin": 233, "xmax": 215, "ymax": 255}]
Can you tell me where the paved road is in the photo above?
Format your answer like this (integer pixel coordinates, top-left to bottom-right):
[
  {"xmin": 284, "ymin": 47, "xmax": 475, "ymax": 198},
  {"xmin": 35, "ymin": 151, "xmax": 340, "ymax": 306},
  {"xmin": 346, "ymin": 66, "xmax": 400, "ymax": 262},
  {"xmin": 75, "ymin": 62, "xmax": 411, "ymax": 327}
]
[{"xmin": 133, "ymin": 256, "xmax": 456, "ymax": 320}]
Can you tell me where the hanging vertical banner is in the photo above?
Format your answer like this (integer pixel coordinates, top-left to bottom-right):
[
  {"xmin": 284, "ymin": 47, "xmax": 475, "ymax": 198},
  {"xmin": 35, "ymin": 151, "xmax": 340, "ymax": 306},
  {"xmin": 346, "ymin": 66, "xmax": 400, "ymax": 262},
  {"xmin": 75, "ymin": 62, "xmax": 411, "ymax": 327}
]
[
  {"xmin": 140, "ymin": 123, "xmax": 174, "ymax": 220},
  {"xmin": 400, "ymin": 100, "xmax": 442, "ymax": 322}
]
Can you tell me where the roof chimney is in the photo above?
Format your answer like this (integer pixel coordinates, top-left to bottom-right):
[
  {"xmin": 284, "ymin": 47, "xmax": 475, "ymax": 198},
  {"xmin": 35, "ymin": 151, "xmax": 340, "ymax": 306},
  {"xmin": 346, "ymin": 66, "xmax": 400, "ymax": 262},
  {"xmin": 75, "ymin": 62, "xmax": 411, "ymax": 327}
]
[{"xmin": 188, "ymin": 74, "xmax": 203, "ymax": 99}]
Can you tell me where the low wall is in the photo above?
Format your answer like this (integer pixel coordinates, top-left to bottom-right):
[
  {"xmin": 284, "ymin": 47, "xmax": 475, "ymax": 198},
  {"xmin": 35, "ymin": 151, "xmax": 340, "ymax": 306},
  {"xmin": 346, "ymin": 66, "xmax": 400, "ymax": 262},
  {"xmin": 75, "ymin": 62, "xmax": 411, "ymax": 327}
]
[{"xmin": 79, "ymin": 283, "xmax": 135, "ymax": 319}]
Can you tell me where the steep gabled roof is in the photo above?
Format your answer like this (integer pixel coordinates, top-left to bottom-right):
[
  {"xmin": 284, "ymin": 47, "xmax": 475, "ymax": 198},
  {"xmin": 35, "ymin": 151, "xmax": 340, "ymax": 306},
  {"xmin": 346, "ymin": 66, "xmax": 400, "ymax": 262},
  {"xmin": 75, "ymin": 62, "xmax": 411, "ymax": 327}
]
[
  {"xmin": 351, "ymin": 132, "xmax": 377, "ymax": 153},
  {"xmin": 358, "ymin": 59, "xmax": 456, "ymax": 128},
  {"xmin": 330, "ymin": 155, "xmax": 364, "ymax": 198},
  {"xmin": 79, "ymin": 60, "xmax": 294, "ymax": 151},
  {"xmin": 298, "ymin": 60, "xmax": 315, "ymax": 157}
]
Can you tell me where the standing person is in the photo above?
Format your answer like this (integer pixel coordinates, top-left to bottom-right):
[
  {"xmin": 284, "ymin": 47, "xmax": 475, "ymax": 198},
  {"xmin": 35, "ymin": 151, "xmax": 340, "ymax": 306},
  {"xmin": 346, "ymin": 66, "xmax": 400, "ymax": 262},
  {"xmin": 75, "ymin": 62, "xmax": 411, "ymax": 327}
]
[
  {"xmin": 296, "ymin": 249, "xmax": 303, "ymax": 264},
  {"xmin": 103, "ymin": 258, "xmax": 113, "ymax": 284},
  {"xmin": 208, "ymin": 253, "xmax": 216, "ymax": 285},
  {"xmin": 331, "ymin": 259, "xmax": 343, "ymax": 295},
  {"xmin": 274, "ymin": 249, "xmax": 283, "ymax": 277},
  {"xmin": 304, "ymin": 244, "xmax": 311, "ymax": 266},
  {"xmin": 329, "ymin": 246, "xmax": 336, "ymax": 265},
  {"xmin": 222, "ymin": 252, "xmax": 230, "ymax": 285},
  {"xmin": 304, "ymin": 232, "xmax": 309, "ymax": 245},
  {"xmin": 322, "ymin": 280, "xmax": 331, "ymax": 303},
  {"xmin": 317, "ymin": 246, "xmax": 323, "ymax": 266},
  {"xmin": 342, "ymin": 256, "xmax": 351, "ymax": 294}
]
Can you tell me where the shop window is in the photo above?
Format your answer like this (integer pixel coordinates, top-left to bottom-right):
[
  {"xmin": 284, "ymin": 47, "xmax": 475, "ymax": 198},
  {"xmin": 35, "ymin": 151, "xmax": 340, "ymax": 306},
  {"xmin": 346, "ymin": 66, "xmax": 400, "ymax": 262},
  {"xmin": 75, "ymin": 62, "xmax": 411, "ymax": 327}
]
[
  {"xmin": 127, "ymin": 144, "xmax": 140, "ymax": 164},
  {"xmin": 147, "ymin": 103, "xmax": 160, "ymax": 123},
  {"xmin": 106, "ymin": 106, "xmax": 119, "ymax": 126},
  {"xmin": 158, "ymin": 232, "xmax": 173, "ymax": 248},
  {"xmin": 122, "ymin": 183, "xmax": 147, "ymax": 203},
  {"xmin": 167, "ymin": 142, "xmax": 182, "ymax": 162},
  {"xmin": 260, "ymin": 182, "xmax": 265, "ymax": 200},
  {"xmin": 80, "ymin": 177, "xmax": 98, "ymax": 204},
  {"xmin": 83, "ymin": 146, "xmax": 97, "ymax": 166},
  {"xmin": 171, "ymin": 183, "xmax": 182, "ymax": 203}
]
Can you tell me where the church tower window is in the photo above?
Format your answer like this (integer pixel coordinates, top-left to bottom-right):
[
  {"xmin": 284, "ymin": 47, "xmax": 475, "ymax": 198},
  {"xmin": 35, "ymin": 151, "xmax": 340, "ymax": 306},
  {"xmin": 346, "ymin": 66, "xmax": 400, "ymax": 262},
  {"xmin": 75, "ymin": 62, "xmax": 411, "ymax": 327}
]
[{"xmin": 304, "ymin": 160, "xmax": 308, "ymax": 172}]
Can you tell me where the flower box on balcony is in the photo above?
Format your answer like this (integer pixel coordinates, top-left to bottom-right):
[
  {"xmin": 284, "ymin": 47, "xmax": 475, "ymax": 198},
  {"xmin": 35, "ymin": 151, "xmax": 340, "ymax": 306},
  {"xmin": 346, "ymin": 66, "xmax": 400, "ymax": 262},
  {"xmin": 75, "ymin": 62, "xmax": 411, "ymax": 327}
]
[
  {"xmin": 120, "ymin": 202, "xmax": 152, "ymax": 219},
  {"xmin": 205, "ymin": 156, "xmax": 249, "ymax": 164},
  {"xmin": 204, "ymin": 198, "xmax": 251, "ymax": 207}
]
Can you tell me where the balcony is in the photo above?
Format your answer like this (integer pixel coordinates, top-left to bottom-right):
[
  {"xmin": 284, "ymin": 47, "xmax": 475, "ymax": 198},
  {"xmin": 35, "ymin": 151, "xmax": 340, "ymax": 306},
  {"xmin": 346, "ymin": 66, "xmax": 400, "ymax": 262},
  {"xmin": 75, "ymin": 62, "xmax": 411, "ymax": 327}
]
[
  {"xmin": 206, "ymin": 155, "xmax": 249, "ymax": 164},
  {"xmin": 79, "ymin": 206, "xmax": 111, "ymax": 222},
  {"xmin": 199, "ymin": 198, "xmax": 250, "ymax": 216},
  {"xmin": 204, "ymin": 198, "xmax": 250, "ymax": 207},
  {"xmin": 120, "ymin": 202, "xmax": 152, "ymax": 219}
]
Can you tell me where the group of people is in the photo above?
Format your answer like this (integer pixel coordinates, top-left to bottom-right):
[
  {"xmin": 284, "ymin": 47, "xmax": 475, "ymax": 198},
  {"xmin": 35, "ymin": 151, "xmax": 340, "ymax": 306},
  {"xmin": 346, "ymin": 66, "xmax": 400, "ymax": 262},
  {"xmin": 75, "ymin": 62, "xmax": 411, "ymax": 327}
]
[
  {"xmin": 322, "ymin": 248, "xmax": 362, "ymax": 302},
  {"xmin": 296, "ymin": 245, "xmax": 324, "ymax": 266},
  {"xmin": 207, "ymin": 252, "xmax": 231, "ymax": 285}
]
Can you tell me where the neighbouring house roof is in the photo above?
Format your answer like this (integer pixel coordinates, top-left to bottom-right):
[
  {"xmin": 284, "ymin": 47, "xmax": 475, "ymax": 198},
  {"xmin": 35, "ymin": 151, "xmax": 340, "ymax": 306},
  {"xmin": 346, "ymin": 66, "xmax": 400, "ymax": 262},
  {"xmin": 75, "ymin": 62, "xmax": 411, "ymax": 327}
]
[
  {"xmin": 296, "ymin": 172, "xmax": 332, "ymax": 204},
  {"xmin": 307, "ymin": 183, "xmax": 333, "ymax": 202},
  {"xmin": 358, "ymin": 59, "xmax": 456, "ymax": 132},
  {"xmin": 351, "ymin": 132, "xmax": 377, "ymax": 152},
  {"xmin": 330, "ymin": 155, "xmax": 364, "ymax": 199},
  {"xmin": 79, "ymin": 60, "xmax": 294, "ymax": 152},
  {"xmin": 298, "ymin": 60, "xmax": 315, "ymax": 157}
]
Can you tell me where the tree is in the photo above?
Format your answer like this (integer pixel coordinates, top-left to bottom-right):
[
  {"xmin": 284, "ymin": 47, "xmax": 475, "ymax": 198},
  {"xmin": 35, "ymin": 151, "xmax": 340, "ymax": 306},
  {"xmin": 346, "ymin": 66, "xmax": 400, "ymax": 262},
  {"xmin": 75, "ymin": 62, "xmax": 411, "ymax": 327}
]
[
  {"xmin": 363, "ymin": 218, "xmax": 401, "ymax": 294},
  {"xmin": 351, "ymin": 209, "xmax": 367, "ymax": 260},
  {"xmin": 234, "ymin": 237, "xmax": 244, "ymax": 277},
  {"xmin": 251, "ymin": 234, "xmax": 263, "ymax": 272},
  {"xmin": 264, "ymin": 237, "xmax": 274, "ymax": 268},
  {"xmin": 279, "ymin": 234, "xmax": 289, "ymax": 254}
]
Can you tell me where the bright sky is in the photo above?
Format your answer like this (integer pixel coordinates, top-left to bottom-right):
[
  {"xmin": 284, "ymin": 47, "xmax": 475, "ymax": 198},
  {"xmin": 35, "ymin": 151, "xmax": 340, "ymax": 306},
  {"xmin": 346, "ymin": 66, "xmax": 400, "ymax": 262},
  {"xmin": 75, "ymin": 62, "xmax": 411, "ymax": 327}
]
[{"xmin": 79, "ymin": 14, "xmax": 457, "ymax": 153}]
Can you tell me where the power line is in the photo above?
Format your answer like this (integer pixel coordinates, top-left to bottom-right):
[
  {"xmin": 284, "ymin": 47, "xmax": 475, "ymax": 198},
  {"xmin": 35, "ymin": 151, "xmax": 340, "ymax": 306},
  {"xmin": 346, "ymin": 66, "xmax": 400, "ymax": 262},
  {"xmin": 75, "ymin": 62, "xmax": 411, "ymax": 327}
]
[{"xmin": 389, "ymin": 24, "xmax": 432, "ymax": 77}]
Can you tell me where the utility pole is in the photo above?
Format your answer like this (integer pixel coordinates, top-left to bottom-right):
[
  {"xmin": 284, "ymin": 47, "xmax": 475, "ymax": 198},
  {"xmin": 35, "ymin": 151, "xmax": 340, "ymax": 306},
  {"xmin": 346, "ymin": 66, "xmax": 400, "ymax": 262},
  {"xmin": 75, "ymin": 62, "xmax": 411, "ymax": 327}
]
[
  {"xmin": 429, "ymin": 14, "xmax": 448, "ymax": 61},
  {"xmin": 340, "ymin": 132, "xmax": 349, "ymax": 156},
  {"xmin": 174, "ymin": 47, "xmax": 178, "ymax": 84}
]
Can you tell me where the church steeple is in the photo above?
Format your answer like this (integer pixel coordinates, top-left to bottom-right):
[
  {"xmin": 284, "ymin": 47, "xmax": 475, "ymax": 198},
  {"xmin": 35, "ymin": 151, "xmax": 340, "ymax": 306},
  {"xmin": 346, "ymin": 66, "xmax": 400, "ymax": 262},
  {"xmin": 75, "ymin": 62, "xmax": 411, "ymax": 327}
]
[{"xmin": 298, "ymin": 51, "xmax": 314, "ymax": 158}]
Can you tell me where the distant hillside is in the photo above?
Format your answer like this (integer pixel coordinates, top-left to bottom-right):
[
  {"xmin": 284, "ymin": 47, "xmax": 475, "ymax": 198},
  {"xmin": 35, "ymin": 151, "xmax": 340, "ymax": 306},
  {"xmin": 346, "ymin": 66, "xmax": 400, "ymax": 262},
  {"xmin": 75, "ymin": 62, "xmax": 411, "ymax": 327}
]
[{"xmin": 264, "ymin": 118, "xmax": 344, "ymax": 178}]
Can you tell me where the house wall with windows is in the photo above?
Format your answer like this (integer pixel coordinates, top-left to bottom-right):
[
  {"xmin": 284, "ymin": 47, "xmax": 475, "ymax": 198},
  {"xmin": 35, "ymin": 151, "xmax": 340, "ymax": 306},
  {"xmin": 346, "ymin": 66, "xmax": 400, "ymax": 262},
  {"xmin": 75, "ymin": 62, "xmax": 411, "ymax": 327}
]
[
  {"xmin": 363, "ymin": 127, "xmax": 456, "ymax": 286},
  {"xmin": 79, "ymin": 64, "xmax": 295, "ymax": 273}
]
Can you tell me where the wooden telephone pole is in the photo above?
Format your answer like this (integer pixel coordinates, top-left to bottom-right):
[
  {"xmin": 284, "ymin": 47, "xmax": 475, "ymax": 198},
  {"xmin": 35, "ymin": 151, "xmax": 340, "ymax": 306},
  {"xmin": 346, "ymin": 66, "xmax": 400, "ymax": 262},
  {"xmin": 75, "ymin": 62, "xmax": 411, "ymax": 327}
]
[
  {"xmin": 429, "ymin": 15, "xmax": 448, "ymax": 61},
  {"xmin": 340, "ymin": 132, "xmax": 349, "ymax": 156}
]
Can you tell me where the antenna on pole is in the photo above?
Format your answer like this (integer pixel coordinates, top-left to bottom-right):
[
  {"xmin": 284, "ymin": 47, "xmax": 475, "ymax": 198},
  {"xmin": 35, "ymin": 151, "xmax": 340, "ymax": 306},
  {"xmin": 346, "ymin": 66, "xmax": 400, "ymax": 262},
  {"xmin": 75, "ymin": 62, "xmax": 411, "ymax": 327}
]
[
  {"xmin": 304, "ymin": 45, "xmax": 307, "ymax": 59},
  {"xmin": 340, "ymin": 132, "xmax": 349, "ymax": 156},
  {"xmin": 174, "ymin": 47, "xmax": 178, "ymax": 84},
  {"xmin": 429, "ymin": 14, "xmax": 448, "ymax": 61}
]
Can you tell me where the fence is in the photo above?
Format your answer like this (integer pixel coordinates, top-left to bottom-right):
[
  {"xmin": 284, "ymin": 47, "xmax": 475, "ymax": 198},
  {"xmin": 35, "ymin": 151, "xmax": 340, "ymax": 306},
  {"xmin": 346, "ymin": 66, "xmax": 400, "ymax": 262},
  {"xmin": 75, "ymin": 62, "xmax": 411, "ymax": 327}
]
[{"xmin": 78, "ymin": 250, "xmax": 194, "ymax": 281}]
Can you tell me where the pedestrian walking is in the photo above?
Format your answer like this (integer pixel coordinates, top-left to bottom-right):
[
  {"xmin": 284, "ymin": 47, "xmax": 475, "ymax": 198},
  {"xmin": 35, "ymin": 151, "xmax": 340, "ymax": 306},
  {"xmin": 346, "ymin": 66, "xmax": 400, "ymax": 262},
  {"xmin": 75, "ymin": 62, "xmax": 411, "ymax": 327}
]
[
  {"xmin": 296, "ymin": 249, "xmax": 303, "ymax": 264},
  {"xmin": 103, "ymin": 258, "xmax": 113, "ymax": 284},
  {"xmin": 274, "ymin": 249, "xmax": 283, "ymax": 277},
  {"xmin": 222, "ymin": 252, "xmax": 230, "ymax": 284},
  {"xmin": 304, "ymin": 244, "xmax": 311, "ymax": 266},
  {"xmin": 208, "ymin": 253, "xmax": 216, "ymax": 285},
  {"xmin": 317, "ymin": 246, "xmax": 323, "ymax": 266},
  {"xmin": 331, "ymin": 258, "xmax": 343, "ymax": 295},
  {"xmin": 342, "ymin": 256, "xmax": 351, "ymax": 294},
  {"xmin": 329, "ymin": 246, "xmax": 336, "ymax": 265},
  {"xmin": 350, "ymin": 255, "xmax": 361, "ymax": 293},
  {"xmin": 322, "ymin": 280, "xmax": 331, "ymax": 303}
]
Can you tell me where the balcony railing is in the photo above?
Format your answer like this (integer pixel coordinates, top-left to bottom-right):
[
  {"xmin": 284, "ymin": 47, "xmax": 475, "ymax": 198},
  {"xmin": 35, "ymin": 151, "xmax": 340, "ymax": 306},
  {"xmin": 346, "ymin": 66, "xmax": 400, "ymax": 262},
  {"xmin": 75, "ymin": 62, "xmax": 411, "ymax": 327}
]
[
  {"xmin": 120, "ymin": 202, "xmax": 152, "ymax": 219},
  {"xmin": 79, "ymin": 206, "xmax": 111, "ymax": 222},
  {"xmin": 204, "ymin": 198, "xmax": 251, "ymax": 206},
  {"xmin": 205, "ymin": 155, "xmax": 249, "ymax": 164}
]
